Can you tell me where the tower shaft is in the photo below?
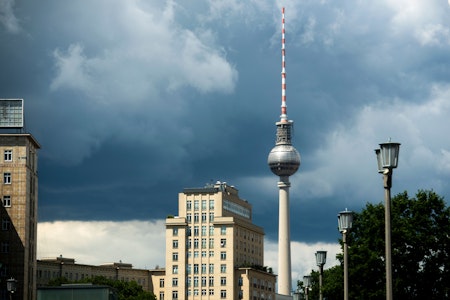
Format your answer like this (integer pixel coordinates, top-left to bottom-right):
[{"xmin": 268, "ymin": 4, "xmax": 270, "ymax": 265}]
[{"xmin": 278, "ymin": 177, "xmax": 292, "ymax": 295}]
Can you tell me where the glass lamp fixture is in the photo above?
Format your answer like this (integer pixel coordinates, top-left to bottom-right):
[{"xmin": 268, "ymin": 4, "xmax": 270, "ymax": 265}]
[
  {"xmin": 315, "ymin": 250, "xmax": 327, "ymax": 267},
  {"xmin": 338, "ymin": 210, "xmax": 353, "ymax": 233},
  {"xmin": 303, "ymin": 275, "xmax": 312, "ymax": 288},
  {"xmin": 7, "ymin": 278, "xmax": 17, "ymax": 293},
  {"xmin": 378, "ymin": 141, "xmax": 400, "ymax": 169}
]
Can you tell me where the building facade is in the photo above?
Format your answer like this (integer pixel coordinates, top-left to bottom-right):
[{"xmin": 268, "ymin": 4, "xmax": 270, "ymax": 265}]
[
  {"xmin": 36, "ymin": 256, "xmax": 164, "ymax": 293},
  {"xmin": 163, "ymin": 181, "xmax": 276, "ymax": 300},
  {"xmin": 0, "ymin": 134, "xmax": 40, "ymax": 299}
]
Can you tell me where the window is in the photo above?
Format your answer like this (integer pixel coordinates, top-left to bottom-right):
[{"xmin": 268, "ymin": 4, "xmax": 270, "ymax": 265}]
[
  {"xmin": 172, "ymin": 291, "xmax": 178, "ymax": 299},
  {"xmin": 172, "ymin": 278, "xmax": 178, "ymax": 287},
  {"xmin": 209, "ymin": 212, "xmax": 214, "ymax": 221},
  {"xmin": 1, "ymin": 242, "xmax": 9, "ymax": 253},
  {"xmin": 172, "ymin": 265, "xmax": 178, "ymax": 274},
  {"xmin": 220, "ymin": 290, "xmax": 227, "ymax": 299},
  {"xmin": 187, "ymin": 265, "xmax": 192, "ymax": 275},
  {"xmin": 201, "ymin": 213, "xmax": 207, "ymax": 222},
  {"xmin": 201, "ymin": 225, "xmax": 207, "ymax": 236},
  {"xmin": 194, "ymin": 226, "xmax": 199, "ymax": 236},
  {"xmin": 201, "ymin": 238, "xmax": 207, "ymax": 249},
  {"xmin": 201, "ymin": 251, "xmax": 207, "ymax": 258},
  {"xmin": 194, "ymin": 213, "xmax": 199, "ymax": 223},
  {"xmin": 172, "ymin": 252, "xmax": 178, "ymax": 261},
  {"xmin": 2, "ymin": 196, "xmax": 11, "ymax": 207},
  {"xmin": 187, "ymin": 251, "xmax": 192, "ymax": 258},
  {"xmin": 209, "ymin": 264, "xmax": 214, "ymax": 274},
  {"xmin": 209, "ymin": 251, "xmax": 214, "ymax": 257},
  {"xmin": 194, "ymin": 238, "xmax": 199, "ymax": 249},
  {"xmin": 187, "ymin": 239, "xmax": 192, "ymax": 249},
  {"xmin": 209, "ymin": 276, "xmax": 214, "ymax": 286},
  {"xmin": 221, "ymin": 226, "xmax": 226, "ymax": 235},
  {"xmin": 187, "ymin": 200, "xmax": 192, "ymax": 210},
  {"xmin": 194, "ymin": 200, "xmax": 199, "ymax": 211},
  {"xmin": 194, "ymin": 251, "xmax": 199, "ymax": 258},
  {"xmin": 220, "ymin": 277, "xmax": 227, "ymax": 286},
  {"xmin": 173, "ymin": 228, "xmax": 178, "ymax": 236},
  {"xmin": 160, "ymin": 279, "xmax": 165, "ymax": 288},
  {"xmin": 201, "ymin": 263, "xmax": 207, "ymax": 274},
  {"xmin": 194, "ymin": 276, "xmax": 199, "ymax": 287},
  {"xmin": 202, "ymin": 289, "xmax": 207, "ymax": 296},
  {"xmin": 220, "ymin": 238, "xmax": 226, "ymax": 247},
  {"xmin": 209, "ymin": 238, "xmax": 214, "ymax": 248},
  {"xmin": 2, "ymin": 219, "xmax": 11, "ymax": 231},
  {"xmin": 187, "ymin": 277, "xmax": 192, "ymax": 287},
  {"xmin": 187, "ymin": 213, "xmax": 192, "ymax": 223},
  {"xmin": 3, "ymin": 173, "xmax": 11, "ymax": 184},
  {"xmin": 160, "ymin": 292, "xmax": 164, "ymax": 300},
  {"xmin": 201, "ymin": 276, "xmax": 207, "ymax": 287},
  {"xmin": 209, "ymin": 200, "xmax": 215, "ymax": 209},
  {"xmin": 172, "ymin": 240, "xmax": 178, "ymax": 249},
  {"xmin": 220, "ymin": 264, "xmax": 226, "ymax": 273},
  {"xmin": 194, "ymin": 264, "xmax": 199, "ymax": 274},
  {"xmin": 220, "ymin": 252, "xmax": 226, "ymax": 260},
  {"xmin": 4, "ymin": 150, "xmax": 12, "ymax": 161},
  {"xmin": 202, "ymin": 200, "xmax": 207, "ymax": 210},
  {"xmin": 209, "ymin": 226, "xmax": 214, "ymax": 235},
  {"xmin": 194, "ymin": 289, "xmax": 199, "ymax": 296},
  {"xmin": 238, "ymin": 277, "xmax": 243, "ymax": 286},
  {"xmin": 209, "ymin": 289, "xmax": 214, "ymax": 295}
]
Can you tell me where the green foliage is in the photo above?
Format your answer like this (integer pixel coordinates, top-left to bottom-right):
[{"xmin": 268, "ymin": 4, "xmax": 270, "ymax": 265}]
[
  {"xmin": 47, "ymin": 276, "xmax": 156, "ymax": 300},
  {"xmin": 307, "ymin": 190, "xmax": 450, "ymax": 300}
]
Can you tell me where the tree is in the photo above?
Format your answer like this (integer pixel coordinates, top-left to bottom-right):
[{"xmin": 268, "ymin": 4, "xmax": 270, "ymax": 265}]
[
  {"xmin": 307, "ymin": 190, "xmax": 450, "ymax": 299},
  {"xmin": 47, "ymin": 276, "xmax": 156, "ymax": 300}
]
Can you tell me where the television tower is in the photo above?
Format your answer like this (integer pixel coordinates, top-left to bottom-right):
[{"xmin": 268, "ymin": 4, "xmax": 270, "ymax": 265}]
[{"xmin": 267, "ymin": 7, "xmax": 301, "ymax": 296}]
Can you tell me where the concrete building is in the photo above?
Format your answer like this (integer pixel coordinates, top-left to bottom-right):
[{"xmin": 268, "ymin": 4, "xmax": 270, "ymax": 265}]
[
  {"xmin": 0, "ymin": 133, "xmax": 40, "ymax": 299},
  {"xmin": 163, "ymin": 181, "xmax": 276, "ymax": 300}
]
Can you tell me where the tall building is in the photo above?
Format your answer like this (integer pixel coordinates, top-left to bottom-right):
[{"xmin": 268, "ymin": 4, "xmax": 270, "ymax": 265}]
[
  {"xmin": 163, "ymin": 181, "xmax": 276, "ymax": 300},
  {"xmin": 267, "ymin": 8, "xmax": 301, "ymax": 296},
  {"xmin": 0, "ymin": 133, "xmax": 40, "ymax": 299}
]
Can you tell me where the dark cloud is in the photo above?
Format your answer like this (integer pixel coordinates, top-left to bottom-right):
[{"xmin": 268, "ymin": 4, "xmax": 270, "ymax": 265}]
[{"xmin": 2, "ymin": 0, "xmax": 450, "ymax": 245}]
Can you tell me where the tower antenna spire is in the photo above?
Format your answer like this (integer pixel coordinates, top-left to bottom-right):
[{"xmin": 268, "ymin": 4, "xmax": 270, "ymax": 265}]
[
  {"xmin": 267, "ymin": 7, "xmax": 301, "ymax": 296},
  {"xmin": 281, "ymin": 7, "xmax": 288, "ymax": 123}
]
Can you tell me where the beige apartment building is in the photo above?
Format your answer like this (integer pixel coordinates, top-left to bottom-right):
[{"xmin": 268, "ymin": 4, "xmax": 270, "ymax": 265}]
[
  {"xmin": 162, "ymin": 181, "xmax": 276, "ymax": 300},
  {"xmin": 0, "ymin": 133, "xmax": 40, "ymax": 300}
]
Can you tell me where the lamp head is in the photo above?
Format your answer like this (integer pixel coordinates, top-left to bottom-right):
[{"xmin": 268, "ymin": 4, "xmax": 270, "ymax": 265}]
[
  {"xmin": 338, "ymin": 209, "xmax": 353, "ymax": 233},
  {"xmin": 315, "ymin": 250, "xmax": 327, "ymax": 267},
  {"xmin": 378, "ymin": 141, "xmax": 400, "ymax": 169}
]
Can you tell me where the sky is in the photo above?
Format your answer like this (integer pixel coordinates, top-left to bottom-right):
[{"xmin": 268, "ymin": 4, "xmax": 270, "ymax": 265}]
[{"xmin": 2, "ymin": 0, "xmax": 450, "ymax": 287}]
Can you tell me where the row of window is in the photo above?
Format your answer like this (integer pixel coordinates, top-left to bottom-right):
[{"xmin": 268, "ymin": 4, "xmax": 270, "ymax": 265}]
[
  {"xmin": 166, "ymin": 288, "xmax": 228, "ymax": 299},
  {"xmin": 172, "ymin": 263, "xmax": 227, "ymax": 275},
  {"xmin": 173, "ymin": 238, "xmax": 227, "ymax": 250},
  {"xmin": 186, "ymin": 200, "xmax": 215, "ymax": 211},
  {"xmin": 186, "ymin": 212, "xmax": 215, "ymax": 223},
  {"xmin": 173, "ymin": 225, "xmax": 227, "ymax": 237},
  {"xmin": 166, "ymin": 276, "xmax": 228, "ymax": 288}
]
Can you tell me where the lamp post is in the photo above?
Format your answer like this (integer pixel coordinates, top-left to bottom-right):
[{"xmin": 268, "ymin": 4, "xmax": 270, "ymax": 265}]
[
  {"xmin": 315, "ymin": 250, "xmax": 327, "ymax": 300},
  {"xmin": 303, "ymin": 275, "xmax": 312, "ymax": 300},
  {"xmin": 338, "ymin": 209, "xmax": 353, "ymax": 300},
  {"xmin": 375, "ymin": 141, "xmax": 400, "ymax": 300},
  {"xmin": 6, "ymin": 278, "xmax": 17, "ymax": 300}
]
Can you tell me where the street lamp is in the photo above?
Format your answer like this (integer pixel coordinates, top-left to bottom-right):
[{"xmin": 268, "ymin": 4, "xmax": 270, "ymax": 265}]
[
  {"xmin": 338, "ymin": 209, "xmax": 353, "ymax": 300},
  {"xmin": 375, "ymin": 141, "xmax": 400, "ymax": 300},
  {"xmin": 303, "ymin": 275, "xmax": 312, "ymax": 300},
  {"xmin": 315, "ymin": 250, "xmax": 327, "ymax": 300},
  {"xmin": 7, "ymin": 278, "xmax": 17, "ymax": 300}
]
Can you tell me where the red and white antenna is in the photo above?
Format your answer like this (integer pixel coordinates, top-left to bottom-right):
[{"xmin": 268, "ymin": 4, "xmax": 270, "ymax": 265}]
[{"xmin": 280, "ymin": 7, "xmax": 288, "ymax": 123}]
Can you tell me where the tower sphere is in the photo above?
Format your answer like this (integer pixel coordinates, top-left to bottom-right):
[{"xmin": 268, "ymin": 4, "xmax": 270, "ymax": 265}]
[{"xmin": 268, "ymin": 144, "xmax": 301, "ymax": 176}]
